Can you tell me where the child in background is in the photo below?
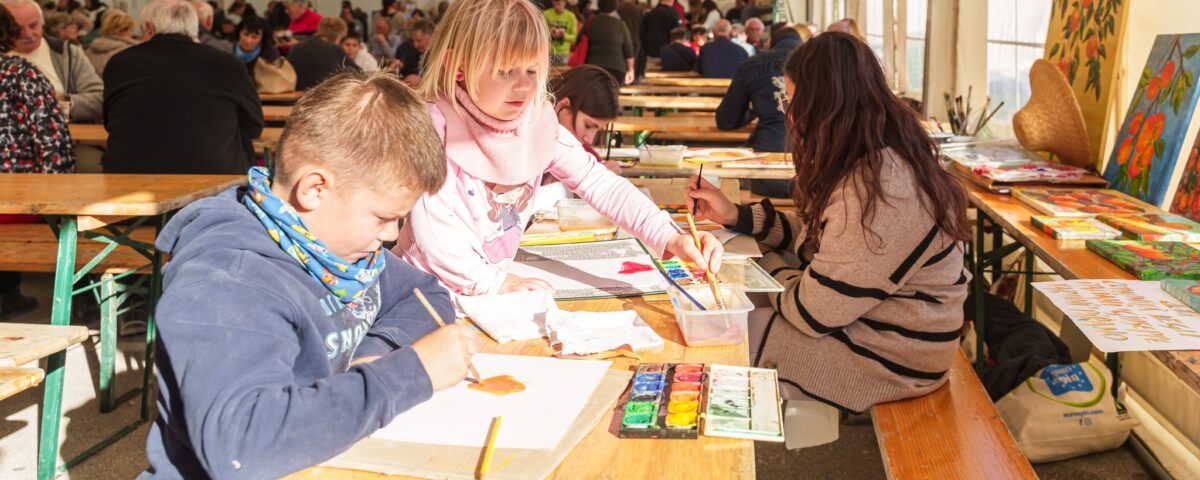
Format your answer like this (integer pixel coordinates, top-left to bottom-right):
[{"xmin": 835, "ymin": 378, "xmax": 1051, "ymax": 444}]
[
  {"xmin": 341, "ymin": 32, "xmax": 379, "ymax": 72},
  {"xmin": 659, "ymin": 27, "xmax": 697, "ymax": 72},
  {"xmin": 397, "ymin": 0, "xmax": 723, "ymax": 296},
  {"xmin": 143, "ymin": 72, "xmax": 481, "ymax": 478},
  {"xmin": 687, "ymin": 32, "xmax": 970, "ymax": 413}
]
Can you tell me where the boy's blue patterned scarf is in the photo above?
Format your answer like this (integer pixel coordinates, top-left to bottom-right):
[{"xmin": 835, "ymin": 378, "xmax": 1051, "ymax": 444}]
[{"xmin": 242, "ymin": 166, "xmax": 385, "ymax": 303}]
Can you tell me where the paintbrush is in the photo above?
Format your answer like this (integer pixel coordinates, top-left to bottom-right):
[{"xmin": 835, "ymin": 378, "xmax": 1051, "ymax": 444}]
[
  {"xmin": 964, "ymin": 86, "xmax": 973, "ymax": 130},
  {"xmin": 604, "ymin": 122, "xmax": 614, "ymax": 161},
  {"xmin": 687, "ymin": 164, "xmax": 726, "ymax": 309},
  {"xmin": 943, "ymin": 92, "xmax": 958, "ymax": 133},
  {"xmin": 955, "ymin": 96, "xmax": 966, "ymax": 135},
  {"xmin": 412, "ymin": 287, "xmax": 481, "ymax": 383},
  {"xmin": 479, "ymin": 416, "xmax": 501, "ymax": 479},
  {"xmin": 975, "ymin": 102, "xmax": 1005, "ymax": 136},
  {"xmin": 931, "ymin": 116, "xmax": 945, "ymax": 133},
  {"xmin": 972, "ymin": 97, "xmax": 992, "ymax": 136}
]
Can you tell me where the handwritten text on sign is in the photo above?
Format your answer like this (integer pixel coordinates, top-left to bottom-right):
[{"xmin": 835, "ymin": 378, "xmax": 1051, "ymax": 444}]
[{"xmin": 1033, "ymin": 280, "xmax": 1200, "ymax": 352}]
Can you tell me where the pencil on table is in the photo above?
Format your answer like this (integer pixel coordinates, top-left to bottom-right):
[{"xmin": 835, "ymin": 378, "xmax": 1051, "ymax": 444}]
[
  {"xmin": 412, "ymin": 287, "xmax": 482, "ymax": 383},
  {"xmin": 480, "ymin": 416, "xmax": 502, "ymax": 478}
]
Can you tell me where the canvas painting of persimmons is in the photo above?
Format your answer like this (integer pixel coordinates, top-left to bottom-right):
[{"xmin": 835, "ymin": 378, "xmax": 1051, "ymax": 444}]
[{"xmin": 1103, "ymin": 34, "xmax": 1200, "ymax": 206}]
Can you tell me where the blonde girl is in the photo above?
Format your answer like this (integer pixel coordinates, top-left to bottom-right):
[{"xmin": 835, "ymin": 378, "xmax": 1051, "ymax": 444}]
[{"xmin": 396, "ymin": 0, "xmax": 722, "ymax": 295}]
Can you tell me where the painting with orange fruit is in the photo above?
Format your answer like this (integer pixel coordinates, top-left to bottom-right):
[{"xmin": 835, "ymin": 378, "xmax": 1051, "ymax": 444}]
[
  {"xmin": 1044, "ymin": 0, "xmax": 1127, "ymax": 167},
  {"xmin": 1160, "ymin": 279, "xmax": 1200, "ymax": 314},
  {"xmin": 1097, "ymin": 213, "xmax": 1200, "ymax": 242},
  {"xmin": 1085, "ymin": 240, "xmax": 1200, "ymax": 280},
  {"xmin": 1103, "ymin": 34, "xmax": 1200, "ymax": 205},
  {"xmin": 1013, "ymin": 188, "xmax": 1152, "ymax": 217},
  {"xmin": 1168, "ymin": 134, "xmax": 1200, "ymax": 221}
]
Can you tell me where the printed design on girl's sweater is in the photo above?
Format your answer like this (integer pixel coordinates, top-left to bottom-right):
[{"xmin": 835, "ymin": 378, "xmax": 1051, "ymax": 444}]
[
  {"xmin": 482, "ymin": 183, "xmax": 533, "ymax": 263},
  {"xmin": 242, "ymin": 166, "xmax": 386, "ymax": 303}
]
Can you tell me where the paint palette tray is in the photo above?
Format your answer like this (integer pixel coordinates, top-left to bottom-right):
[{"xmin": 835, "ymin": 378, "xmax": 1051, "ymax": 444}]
[
  {"xmin": 702, "ymin": 365, "xmax": 785, "ymax": 442},
  {"xmin": 617, "ymin": 363, "xmax": 706, "ymax": 439},
  {"xmin": 658, "ymin": 258, "xmax": 785, "ymax": 293}
]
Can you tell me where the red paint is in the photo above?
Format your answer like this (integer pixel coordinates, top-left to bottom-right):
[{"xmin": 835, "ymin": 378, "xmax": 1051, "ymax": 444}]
[{"xmin": 619, "ymin": 261, "xmax": 654, "ymax": 274}]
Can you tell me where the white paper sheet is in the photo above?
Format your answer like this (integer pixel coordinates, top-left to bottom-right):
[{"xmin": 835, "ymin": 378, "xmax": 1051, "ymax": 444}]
[
  {"xmin": 457, "ymin": 291, "xmax": 557, "ymax": 343},
  {"xmin": 544, "ymin": 309, "xmax": 664, "ymax": 355},
  {"xmin": 509, "ymin": 239, "xmax": 667, "ymax": 299},
  {"xmin": 371, "ymin": 354, "xmax": 612, "ymax": 449},
  {"xmin": 1033, "ymin": 280, "xmax": 1200, "ymax": 352}
]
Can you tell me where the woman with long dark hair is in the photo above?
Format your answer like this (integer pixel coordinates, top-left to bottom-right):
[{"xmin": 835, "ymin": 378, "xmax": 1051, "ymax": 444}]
[{"xmin": 688, "ymin": 32, "xmax": 971, "ymax": 413}]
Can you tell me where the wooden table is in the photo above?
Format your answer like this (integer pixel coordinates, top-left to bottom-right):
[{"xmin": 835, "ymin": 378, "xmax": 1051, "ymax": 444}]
[
  {"xmin": 622, "ymin": 95, "xmax": 722, "ymax": 112},
  {"xmin": 291, "ymin": 295, "xmax": 756, "ymax": 479},
  {"xmin": 0, "ymin": 174, "xmax": 243, "ymax": 479},
  {"xmin": 620, "ymin": 152, "xmax": 793, "ymax": 180},
  {"xmin": 259, "ymin": 91, "xmax": 304, "ymax": 103},
  {"xmin": 263, "ymin": 105, "xmax": 293, "ymax": 122},
  {"xmin": 611, "ymin": 116, "xmax": 752, "ymax": 145},
  {"xmin": 641, "ymin": 77, "xmax": 732, "ymax": 88},
  {"xmin": 644, "ymin": 71, "xmax": 701, "ymax": 79},
  {"xmin": 69, "ymin": 124, "xmax": 283, "ymax": 153},
  {"xmin": 963, "ymin": 181, "xmax": 1200, "ymax": 396},
  {"xmin": 620, "ymin": 84, "xmax": 728, "ymax": 96}
]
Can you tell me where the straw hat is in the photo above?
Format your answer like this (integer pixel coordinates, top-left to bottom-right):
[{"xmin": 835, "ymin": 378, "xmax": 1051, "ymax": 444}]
[{"xmin": 1013, "ymin": 59, "xmax": 1093, "ymax": 169}]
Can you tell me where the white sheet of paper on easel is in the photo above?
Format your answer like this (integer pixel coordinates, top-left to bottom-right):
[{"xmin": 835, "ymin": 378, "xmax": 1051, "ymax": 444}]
[{"xmin": 370, "ymin": 354, "xmax": 612, "ymax": 450}]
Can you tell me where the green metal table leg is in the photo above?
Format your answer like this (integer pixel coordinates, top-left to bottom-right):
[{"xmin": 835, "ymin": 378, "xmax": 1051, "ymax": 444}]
[
  {"xmin": 974, "ymin": 212, "xmax": 987, "ymax": 372},
  {"xmin": 634, "ymin": 130, "xmax": 649, "ymax": 147},
  {"xmin": 990, "ymin": 219, "xmax": 1003, "ymax": 283},
  {"xmin": 99, "ymin": 273, "xmax": 118, "ymax": 413},
  {"xmin": 38, "ymin": 216, "xmax": 77, "ymax": 480},
  {"xmin": 1024, "ymin": 248, "xmax": 1035, "ymax": 314},
  {"xmin": 1108, "ymin": 353, "xmax": 1120, "ymax": 398},
  {"xmin": 632, "ymin": 107, "xmax": 643, "ymax": 116}
]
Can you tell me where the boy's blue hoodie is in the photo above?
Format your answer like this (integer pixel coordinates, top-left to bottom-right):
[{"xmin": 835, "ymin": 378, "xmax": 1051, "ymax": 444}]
[{"xmin": 141, "ymin": 187, "xmax": 454, "ymax": 479}]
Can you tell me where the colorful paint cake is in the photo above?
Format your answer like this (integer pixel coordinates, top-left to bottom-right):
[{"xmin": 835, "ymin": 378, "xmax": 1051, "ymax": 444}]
[
  {"xmin": 1031, "ymin": 216, "xmax": 1122, "ymax": 240},
  {"xmin": 1096, "ymin": 213, "xmax": 1200, "ymax": 242},
  {"xmin": 702, "ymin": 365, "xmax": 785, "ymax": 442},
  {"xmin": 1085, "ymin": 240, "xmax": 1200, "ymax": 280},
  {"xmin": 617, "ymin": 363, "xmax": 706, "ymax": 439},
  {"xmin": 657, "ymin": 258, "xmax": 784, "ymax": 293}
]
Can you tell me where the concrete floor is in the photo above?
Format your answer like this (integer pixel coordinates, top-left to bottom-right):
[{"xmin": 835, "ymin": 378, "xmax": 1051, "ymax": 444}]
[{"xmin": 1, "ymin": 272, "xmax": 1157, "ymax": 479}]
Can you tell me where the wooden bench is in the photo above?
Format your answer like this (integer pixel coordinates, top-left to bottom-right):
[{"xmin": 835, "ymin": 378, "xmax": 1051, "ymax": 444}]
[
  {"xmin": 0, "ymin": 367, "xmax": 45, "ymax": 402},
  {"xmin": 872, "ymin": 350, "xmax": 1035, "ymax": 479},
  {"xmin": 0, "ymin": 223, "xmax": 158, "ymax": 414}
]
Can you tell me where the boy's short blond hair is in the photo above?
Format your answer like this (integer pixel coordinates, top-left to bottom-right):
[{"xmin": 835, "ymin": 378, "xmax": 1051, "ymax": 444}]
[
  {"xmin": 275, "ymin": 71, "xmax": 446, "ymax": 194},
  {"xmin": 416, "ymin": 0, "xmax": 549, "ymax": 112}
]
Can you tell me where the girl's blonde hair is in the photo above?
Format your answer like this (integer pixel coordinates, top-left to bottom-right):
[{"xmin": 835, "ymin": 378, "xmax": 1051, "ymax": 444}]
[{"xmin": 417, "ymin": 0, "xmax": 550, "ymax": 111}]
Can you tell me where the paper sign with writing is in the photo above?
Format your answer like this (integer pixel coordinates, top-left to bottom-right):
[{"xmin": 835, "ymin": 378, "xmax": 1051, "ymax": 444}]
[{"xmin": 1033, "ymin": 279, "xmax": 1200, "ymax": 352}]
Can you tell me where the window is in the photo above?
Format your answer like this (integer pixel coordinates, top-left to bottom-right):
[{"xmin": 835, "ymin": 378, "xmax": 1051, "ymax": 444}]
[
  {"xmin": 865, "ymin": 0, "xmax": 886, "ymax": 61},
  {"xmin": 905, "ymin": 0, "xmax": 927, "ymax": 95},
  {"xmin": 986, "ymin": 0, "xmax": 1053, "ymax": 133}
]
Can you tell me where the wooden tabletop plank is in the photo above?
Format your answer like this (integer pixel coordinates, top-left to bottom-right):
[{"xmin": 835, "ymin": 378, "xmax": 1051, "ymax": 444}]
[
  {"xmin": 621, "ymin": 95, "xmax": 722, "ymax": 111},
  {"xmin": 0, "ymin": 368, "xmax": 44, "ymax": 402},
  {"xmin": 644, "ymin": 71, "xmax": 702, "ymax": 79},
  {"xmin": 620, "ymin": 85, "xmax": 728, "ymax": 96},
  {"xmin": 263, "ymin": 105, "xmax": 293, "ymax": 122},
  {"xmin": 259, "ymin": 91, "xmax": 304, "ymax": 103},
  {"xmin": 292, "ymin": 294, "xmax": 755, "ymax": 479},
  {"xmin": 0, "ymin": 174, "xmax": 243, "ymax": 216},
  {"xmin": 611, "ymin": 115, "xmax": 750, "ymax": 134},
  {"xmin": 69, "ymin": 124, "xmax": 283, "ymax": 153},
  {"xmin": 621, "ymin": 152, "xmax": 793, "ymax": 180},
  {"xmin": 873, "ymin": 350, "xmax": 1036, "ymax": 480},
  {"xmin": 640, "ymin": 77, "xmax": 732, "ymax": 87},
  {"xmin": 962, "ymin": 181, "xmax": 1200, "ymax": 395},
  {"xmin": 0, "ymin": 324, "xmax": 90, "ymax": 368}
]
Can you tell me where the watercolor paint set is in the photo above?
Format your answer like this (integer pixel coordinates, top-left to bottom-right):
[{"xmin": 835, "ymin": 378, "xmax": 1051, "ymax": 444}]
[
  {"xmin": 657, "ymin": 258, "xmax": 784, "ymax": 293},
  {"xmin": 702, "ymin": 365, "xmax": 785, "ymax": 442},
  {"xmin": 618, "ymin": 363, "xmax": 707, "ymax": 439},
  {"xmin": 616, "ymin": 363, "xmax": 786, "ymax": 442}
]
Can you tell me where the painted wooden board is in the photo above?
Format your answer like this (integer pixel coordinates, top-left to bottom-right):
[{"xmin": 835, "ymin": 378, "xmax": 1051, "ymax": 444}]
[
  {"xmin": 288, "ymin": 295, "xmax": 755, "ymax": 479},
  {"xmin": 0, "ymin": 174, "xmax": 242, "ymax": 216},
  {"xmin": 0, "ymin": 368, "xmax": 44, "ymax": 402},
  {"xmin": 0, "ymin": 324, "xmax": 90, "ymax": 367},
  {"xmin": 873, "ymin": 350, "xmax": 1036, "ymax": 480}
]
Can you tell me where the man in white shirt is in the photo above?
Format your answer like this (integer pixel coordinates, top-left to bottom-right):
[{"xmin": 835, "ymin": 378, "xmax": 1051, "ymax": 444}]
[{"xmin": 2, "ymin": 0, "xmax": 103, "ymax": 121}]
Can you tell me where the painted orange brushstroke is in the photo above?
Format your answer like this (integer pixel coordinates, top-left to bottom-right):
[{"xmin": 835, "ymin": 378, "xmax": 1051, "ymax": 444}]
[{"xmin": 468, "ymin": 375, "xmax": 527, "ymax": 396}]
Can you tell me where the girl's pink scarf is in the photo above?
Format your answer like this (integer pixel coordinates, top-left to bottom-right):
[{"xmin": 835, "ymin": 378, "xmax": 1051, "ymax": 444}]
[{"xmin": 431, "ymin": 86, "xmax": 560, "ymax": 186}]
